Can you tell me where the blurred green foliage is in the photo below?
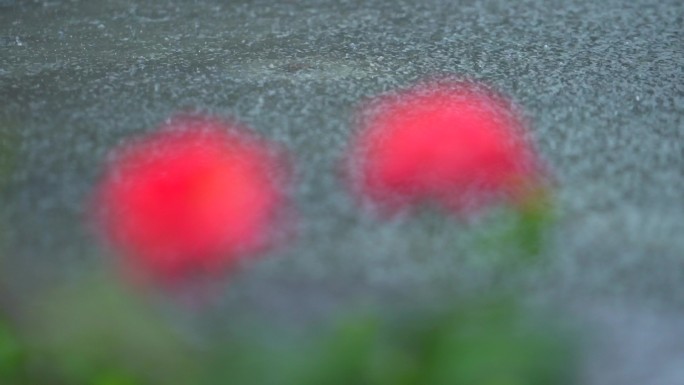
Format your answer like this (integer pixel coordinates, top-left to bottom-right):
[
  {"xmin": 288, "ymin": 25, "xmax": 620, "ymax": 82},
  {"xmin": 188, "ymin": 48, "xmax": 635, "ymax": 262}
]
[
  {"xmin": 1, "ymin": 278, "xmax": 576, "ymax": 385},
  {"xmin": 306, "ymin": 301, "xmax": 574, "ymax": 385},
  {"xmin": 0, "ymin": 122, "xmax": 19, "ymax": 383},
  {"xmin": 206, "ymin": 299, "xmax": 576, "ymax": 385},
  {"xmin": 22, "ymin": 278, "xmax": 198, "ymax": 385},
  {"xmin": 472, "ymin": 189, "xmax": 556, "ymax": 267},
  {"xmin": 509, "ymin": 190, "xmax": 556, "ymax": 260},
  {"xmin": 0, "ymin": 318, "xmax": 25, "ymax": 383}
]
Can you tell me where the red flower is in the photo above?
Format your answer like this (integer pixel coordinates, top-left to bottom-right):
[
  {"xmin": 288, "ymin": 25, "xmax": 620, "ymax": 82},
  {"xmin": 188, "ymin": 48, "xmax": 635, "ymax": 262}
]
[
  {"xmin": 92, "ymin": 116, "xmax": 291, "ymax": 284},
  {"xmin": 346, "ymin": 81, "xmax": 544, "ymax": 216}
]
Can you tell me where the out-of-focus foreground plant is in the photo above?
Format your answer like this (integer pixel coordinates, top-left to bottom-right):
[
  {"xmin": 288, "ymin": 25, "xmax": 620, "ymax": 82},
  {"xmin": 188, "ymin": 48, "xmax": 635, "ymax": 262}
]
[
  {"xmin": 206, "ymin": 299, "xmax": 577, "ymax": 385},
  {"xmin": 1, "ymin": 279, "xmax": 577, "ymax": 385},
  {"xmin": 0, "ymin": 121, "xmax": 23, "ymax": 382},
  {"xmin": 0, "ymin": 82, "xmax": 572, "ymax": 383},
  {"xmin": 13, "ymin": 279, "xmax": 198, "ymax": 385},
  {"xmin": 346, "ymin": 80, "xmax": 556, "ymax": 270},
  {"xmin": 0, "ymin": 318, "xmax": 25, "ymax": 383}
]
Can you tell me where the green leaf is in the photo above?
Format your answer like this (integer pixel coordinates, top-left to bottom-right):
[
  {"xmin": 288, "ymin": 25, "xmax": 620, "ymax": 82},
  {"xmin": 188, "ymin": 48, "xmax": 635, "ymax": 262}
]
[
  {"xmin": 471, "ymin": 188, "xmax": 556, "ymax": 268},
  {"xmin": 24, "ymin": 277, "xmax": 198, "ymax": 385},
  {"xmin": 301, "ymin": 316, "xmax": 380, "ymax": 385},
  {"xmin": 0, "ymin": 319, "xmax": 25, "ymax": 382},
  {"xmin": 406, "ymin": 300, "xmax": 576, "ymax": 385}
]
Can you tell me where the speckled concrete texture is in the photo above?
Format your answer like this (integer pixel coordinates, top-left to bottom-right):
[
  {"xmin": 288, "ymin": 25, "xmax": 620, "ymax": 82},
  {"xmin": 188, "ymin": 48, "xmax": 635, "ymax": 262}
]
[{"xmin": 1, "ymin": 0, "xmax": 683, "ymax": 383}]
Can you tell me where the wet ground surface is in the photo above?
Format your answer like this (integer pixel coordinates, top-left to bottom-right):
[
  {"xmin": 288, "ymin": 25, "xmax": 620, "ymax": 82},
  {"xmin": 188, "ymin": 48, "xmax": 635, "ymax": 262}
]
[{"xmin": 1, "ymin": 0, "xmax": 683, "ymax": 383}]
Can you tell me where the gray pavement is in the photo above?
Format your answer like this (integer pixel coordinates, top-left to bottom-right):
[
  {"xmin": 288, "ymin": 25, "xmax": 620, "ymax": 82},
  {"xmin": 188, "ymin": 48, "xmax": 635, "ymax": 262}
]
[{"xmin": 1, "ymin": 0, "xmax": 683, "ymax": 383}]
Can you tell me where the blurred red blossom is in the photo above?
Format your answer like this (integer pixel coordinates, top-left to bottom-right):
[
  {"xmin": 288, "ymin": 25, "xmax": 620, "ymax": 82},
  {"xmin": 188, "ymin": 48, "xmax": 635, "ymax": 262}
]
[
  {"xmin": 346, "ymin": 80, "xmax": 546, "ymax": 216},
  {"xmin": 91, "ymin": 115, "xmax": 292, "ymax": 285}
]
